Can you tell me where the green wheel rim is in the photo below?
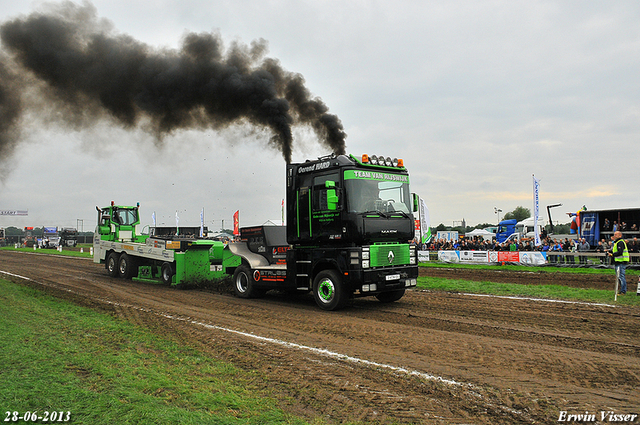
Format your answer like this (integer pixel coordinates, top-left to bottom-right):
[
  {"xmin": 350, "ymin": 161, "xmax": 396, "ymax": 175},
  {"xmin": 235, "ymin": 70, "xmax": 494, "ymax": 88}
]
[{"xmin": 318, "ymin": 279, "xmax": 335, "ymax": 302}]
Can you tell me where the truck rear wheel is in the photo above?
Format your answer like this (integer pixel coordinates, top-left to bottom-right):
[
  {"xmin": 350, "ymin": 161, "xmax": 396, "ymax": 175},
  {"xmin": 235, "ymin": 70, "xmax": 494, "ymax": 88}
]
[
  {"xmin": 233, "ymin": 264, "xmax": 263, "ymax": 298},
  {"xmin": 376, "ymin": 289, "xmax": 405, "ymax": 303},
  {"xmin": 118, "ymin": 253, "xmax": 136, "ymax": 279},
  {"xmin": 107, "ymin": 252, "xmax": 119, "ymax": 278},
  {"xmin": 313, "ymin": 269, "xmax": 347, "ymax": 311}
]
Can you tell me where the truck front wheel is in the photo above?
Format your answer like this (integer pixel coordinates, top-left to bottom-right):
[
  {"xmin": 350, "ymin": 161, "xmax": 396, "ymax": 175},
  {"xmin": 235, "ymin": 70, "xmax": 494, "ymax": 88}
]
[{"xmin": 313, "ymin": 270, "xmax": 347, "ymax": 311}]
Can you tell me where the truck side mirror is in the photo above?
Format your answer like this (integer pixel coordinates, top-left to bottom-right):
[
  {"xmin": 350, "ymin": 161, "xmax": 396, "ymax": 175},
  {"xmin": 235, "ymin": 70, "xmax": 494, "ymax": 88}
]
[
  {"xmin": 325, "ymin": 181, "xmax": 339, "ymax": 211},
  {"xmin": 412, "ymin": 193, "xmax": 419, "ymax": 213}
]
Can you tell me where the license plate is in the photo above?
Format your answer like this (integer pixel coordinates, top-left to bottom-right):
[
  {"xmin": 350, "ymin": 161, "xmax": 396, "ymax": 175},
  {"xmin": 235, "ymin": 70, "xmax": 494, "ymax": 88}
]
[{"xmin": 385, "ymin": 274, "xmax": 400, "ymax": 281}]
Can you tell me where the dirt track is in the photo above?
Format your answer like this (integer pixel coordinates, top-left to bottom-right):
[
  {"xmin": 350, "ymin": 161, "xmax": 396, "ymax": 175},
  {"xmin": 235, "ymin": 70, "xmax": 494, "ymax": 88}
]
[{"xmin": 1, "ymin": 250, "xmax": 639, "ymax": 424}]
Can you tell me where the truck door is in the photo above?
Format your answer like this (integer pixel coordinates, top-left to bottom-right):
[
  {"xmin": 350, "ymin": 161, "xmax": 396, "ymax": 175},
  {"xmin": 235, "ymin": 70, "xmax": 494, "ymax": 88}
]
[{"xmin": 311, "ymin": 172, "xmax": 341, "ymax": 240}]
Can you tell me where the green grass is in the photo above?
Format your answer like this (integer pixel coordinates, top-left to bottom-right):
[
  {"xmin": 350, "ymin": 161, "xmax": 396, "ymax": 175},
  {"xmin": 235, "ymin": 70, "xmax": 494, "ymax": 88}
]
[
  {"xmin": 420, "ymin": 260, "xmax": 639, "ymax": 276},
  {"xmin": 417, "ymin": 276, "xmax": 640, "ymax": 306},
  {"xmin": 0, "ymin": 246, "xmax": 93, "ymax": 258},
  {"xmin": 0, "ymin": 278, "xmax": 311, "ymax": 425}
]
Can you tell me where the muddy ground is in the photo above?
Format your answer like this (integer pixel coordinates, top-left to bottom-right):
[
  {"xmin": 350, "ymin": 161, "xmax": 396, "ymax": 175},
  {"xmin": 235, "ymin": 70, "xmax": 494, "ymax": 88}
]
[{"xmin": 1, "ymin": 250, "xmax": 639, "ymax": 424}]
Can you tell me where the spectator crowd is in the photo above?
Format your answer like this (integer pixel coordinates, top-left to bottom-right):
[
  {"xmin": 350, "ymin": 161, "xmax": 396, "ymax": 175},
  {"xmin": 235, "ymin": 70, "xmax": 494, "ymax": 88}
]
[{"xmin": 420, "ymin": 235, "xmax": 640, "ymax": 264}]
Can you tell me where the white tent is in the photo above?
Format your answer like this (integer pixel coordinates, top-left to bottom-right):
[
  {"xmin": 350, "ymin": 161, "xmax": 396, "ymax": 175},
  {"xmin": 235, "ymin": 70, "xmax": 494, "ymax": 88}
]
[{"xmin": 466, "ymin": 229, "xmax": 495, "ymax": 241}]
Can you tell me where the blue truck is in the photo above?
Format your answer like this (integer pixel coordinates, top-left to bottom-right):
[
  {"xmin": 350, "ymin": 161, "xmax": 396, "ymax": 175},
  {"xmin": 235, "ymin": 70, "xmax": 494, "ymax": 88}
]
[{"xmin": 495, "ymin": 219, "xmax": 517, "ymax": 243}]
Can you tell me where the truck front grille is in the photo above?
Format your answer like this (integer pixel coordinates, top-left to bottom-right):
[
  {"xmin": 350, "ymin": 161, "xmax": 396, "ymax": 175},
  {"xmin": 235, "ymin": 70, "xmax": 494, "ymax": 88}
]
[{"xmin": 369, "ymin": 244, "xmax": 410, "ymax": 267}]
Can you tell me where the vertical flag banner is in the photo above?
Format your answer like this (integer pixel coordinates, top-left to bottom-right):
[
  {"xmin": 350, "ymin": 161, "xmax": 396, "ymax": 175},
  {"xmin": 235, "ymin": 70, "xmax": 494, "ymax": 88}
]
[
  {"xmin": 533, "ymin": 175, "xmax": 541, "ymax": 246},
  {"xmin": 281, "ymin": 199, "xmax": 285, "ymax": 226},
  {"xmin": 200, "ymin": 208, "xmax": 204, "ymax": 238},
  {"xmin": 419, "ymin": 197, "xmax": 432, "ymax": 245},
  {"xmin": 175, "ymin": 210, "xmax": 179, "ymax": 236},
  {"xmin": 152, "ymin": 211, "xmax": 156, "ymax": 228},
  {"xmin": 233, "ymin": 210, "xmax": 239, "ymax": 236}
]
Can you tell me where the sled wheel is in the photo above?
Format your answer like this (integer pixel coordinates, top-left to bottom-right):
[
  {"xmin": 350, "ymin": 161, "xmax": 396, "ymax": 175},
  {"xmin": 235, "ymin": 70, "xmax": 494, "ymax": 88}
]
[
  {"xmin": 161, "ymin": 262, "xmax": 174, "ymax": 285},
  {"xmin": 233, "ymin": 264, "xmax": 259, "ymax": 298}
]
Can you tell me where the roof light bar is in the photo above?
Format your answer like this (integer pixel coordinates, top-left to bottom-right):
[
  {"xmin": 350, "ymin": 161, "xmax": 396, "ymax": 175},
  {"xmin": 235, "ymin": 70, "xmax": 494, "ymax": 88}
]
[{"xmin": 360, "ymin": 154, "xmax": 404, "ymax": 168}]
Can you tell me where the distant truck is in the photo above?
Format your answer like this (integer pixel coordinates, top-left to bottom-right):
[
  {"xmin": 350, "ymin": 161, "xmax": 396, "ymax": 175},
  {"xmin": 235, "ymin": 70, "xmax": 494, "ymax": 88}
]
[
  {"xmin": 59, "ymin": 228, "xmax": 78, "ymax": 247},
  {"xmin": 495, "ymin": 219, "xmax": 517, "ymax": 243},
  {"xmin": 40, "ymin": 227, "xmax": 60, "ymax": 248},
  {"xmin": 495, "ymin": 217, "xmax": 543, "ymax": 243}
]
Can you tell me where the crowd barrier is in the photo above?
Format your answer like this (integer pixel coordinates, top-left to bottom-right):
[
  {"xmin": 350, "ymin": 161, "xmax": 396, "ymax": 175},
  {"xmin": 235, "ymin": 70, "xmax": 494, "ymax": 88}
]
[{"xmin": 418, "ymin": 250, "xmax": 640, "ymax": 266}]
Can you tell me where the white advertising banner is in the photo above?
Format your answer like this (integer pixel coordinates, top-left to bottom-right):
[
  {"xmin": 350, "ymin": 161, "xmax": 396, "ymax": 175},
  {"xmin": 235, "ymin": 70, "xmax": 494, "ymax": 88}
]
[
  {"xmin": 438, "ymin": 251, "xmax": 460, "ymax": 263},
  {"xmin": 436, "ymin": 231, "xmax": 458, "ymax": 241},
  {"xmin": 418, "ymin": 251, "xmax": 430, "ymax": 262},
  {"xmin": 438, "ymin": 250, "xmax": 548, "ymax": 265},
  {"xmin": 518, "ymin": 251, "xmax": 547, "ymax": 265},
  {"xmin": 459, "ymin": 250, "xmax": 490, "ymax": 263}
]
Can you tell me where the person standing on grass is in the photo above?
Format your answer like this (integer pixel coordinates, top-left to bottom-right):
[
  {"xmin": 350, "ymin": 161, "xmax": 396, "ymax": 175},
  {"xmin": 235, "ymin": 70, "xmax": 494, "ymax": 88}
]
[{"xmin": 610, "ymin": 231, "xmax": 629, "ymax": 295}]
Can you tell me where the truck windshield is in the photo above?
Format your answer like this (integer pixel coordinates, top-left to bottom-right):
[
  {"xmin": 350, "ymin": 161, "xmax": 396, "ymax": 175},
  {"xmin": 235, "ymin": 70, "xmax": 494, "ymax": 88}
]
[
  {"xmin": 344, "ymin": 170, "xmax": 411, "ymax": 214},
  {"xmin": 115, "ymin": 209, "xmax": 138, "ymax": 225}
]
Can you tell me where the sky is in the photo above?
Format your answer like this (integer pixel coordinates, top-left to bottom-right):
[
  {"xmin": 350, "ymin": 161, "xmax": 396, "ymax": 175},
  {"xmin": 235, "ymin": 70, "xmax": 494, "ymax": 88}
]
[{"xmin": 1, "ymin": 0, "xmax": 639, "ymax": 232}]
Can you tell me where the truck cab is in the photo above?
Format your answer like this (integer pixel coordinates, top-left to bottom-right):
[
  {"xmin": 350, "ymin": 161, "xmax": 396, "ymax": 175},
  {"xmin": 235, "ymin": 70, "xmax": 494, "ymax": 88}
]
[
  {"xmin": 287, "ymin": 154, "xmax": 414, "ymax": 246},
  {"xmin": 495, "ymin": 219, "xmax": 517, "ymax": 243},
  {"xmin": 96, "ymin": 202, "xmax": 146, "ymax": 243},
  {"xmin": 40, "ymin": 227, "xmax": 60, "ymax": 248},
  {"xmin": 59, "ymin": 228, "xmax": 78, "ymax": 247}
]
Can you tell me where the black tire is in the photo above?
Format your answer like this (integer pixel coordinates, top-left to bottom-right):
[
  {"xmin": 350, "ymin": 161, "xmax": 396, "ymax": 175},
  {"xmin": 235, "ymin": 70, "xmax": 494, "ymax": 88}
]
[
  {"xmin": 376, "ymin": 289, "xmax": 406, "ymax": 303},
  {"xmin": 313, "ymin": 269, "xmax": 347, "ymax": 311},
  {"xmin": 233, "ymin": 264, "xmax": 265, "ymax": 298},
  {"xmin": 161, "ymin": 262, "xmax": 174, "ymax": 285},
  {"xmin": 106, "ymin": 252, "xmax": 119, "ymax": 278},
  {"xmin": 118, "ymin": 253, "xmax": 136, "ymax": 279}
]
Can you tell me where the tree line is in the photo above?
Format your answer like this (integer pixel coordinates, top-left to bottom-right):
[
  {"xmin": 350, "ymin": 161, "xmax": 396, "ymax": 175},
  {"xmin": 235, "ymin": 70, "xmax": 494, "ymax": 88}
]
[{"xmin": 435, "ymin": 206, "xmax": 571, "ymax": 234}]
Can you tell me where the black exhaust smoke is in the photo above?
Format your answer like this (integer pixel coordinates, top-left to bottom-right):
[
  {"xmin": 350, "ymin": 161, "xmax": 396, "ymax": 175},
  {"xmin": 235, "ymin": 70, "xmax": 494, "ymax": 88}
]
[{"xmin": 0, "ymin": 2, "xmax": 346, "ymax": 169}]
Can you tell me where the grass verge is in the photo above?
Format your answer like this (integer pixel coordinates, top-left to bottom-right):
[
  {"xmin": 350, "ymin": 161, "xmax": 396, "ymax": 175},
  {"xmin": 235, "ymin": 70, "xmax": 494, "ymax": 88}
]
[
  {"xmin": 0, "ymin": 246, "xmax": 92, "ymax": 258},
  {"xmin": 0, "ymin": 278, "xmax": 309, "ymax": 425},
  {"xmin": 420, "ymin": 261, "xmax": 640, "ymax": 278},
  {"xmin": 418, "ymin": 276, "xmax": 640, "ymax": 306}
]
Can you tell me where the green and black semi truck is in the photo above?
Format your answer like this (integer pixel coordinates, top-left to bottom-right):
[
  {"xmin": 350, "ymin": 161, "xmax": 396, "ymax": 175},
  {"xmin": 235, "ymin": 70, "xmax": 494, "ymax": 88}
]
[
  {"xmin": 94, "ymin": 153, "xmax": 418, "ymax": 310},
  {"xmin": 230, "ymin": 153, "xmax": 418, "ymax": 310}
]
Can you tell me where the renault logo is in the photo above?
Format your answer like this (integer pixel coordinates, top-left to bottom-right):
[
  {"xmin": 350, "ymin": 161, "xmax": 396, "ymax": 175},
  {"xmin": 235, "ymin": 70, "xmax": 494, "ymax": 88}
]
[{"xmin": 388, "ymin": 250, "xmax": 395, "ymax": 264}]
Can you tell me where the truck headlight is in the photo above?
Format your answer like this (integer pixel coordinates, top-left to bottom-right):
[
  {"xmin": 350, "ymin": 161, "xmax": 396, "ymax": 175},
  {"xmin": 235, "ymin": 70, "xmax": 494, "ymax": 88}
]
[
  {"xmin": 404, "ymin": 279, "xmax": 417, "ymax": 287},
  {"xmin": 362, "ymin": 260, "xmax": 370, "ymax": 268}
]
